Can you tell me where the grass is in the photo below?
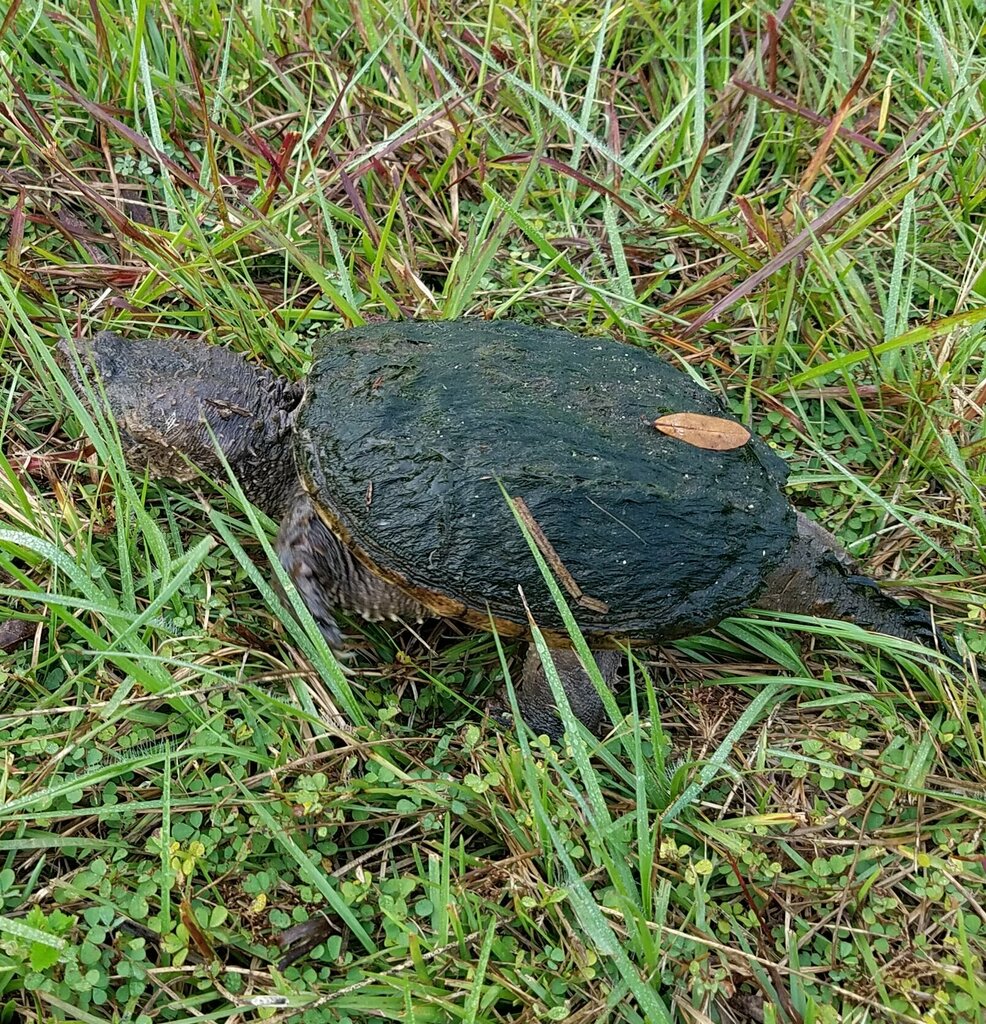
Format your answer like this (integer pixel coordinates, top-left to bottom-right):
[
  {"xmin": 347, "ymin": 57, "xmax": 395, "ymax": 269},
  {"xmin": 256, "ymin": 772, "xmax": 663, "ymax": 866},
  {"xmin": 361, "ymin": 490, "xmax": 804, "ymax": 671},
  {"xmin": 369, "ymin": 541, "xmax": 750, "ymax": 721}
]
[{"xmin": 1, "ymin": 1, "xmax": 985, "ymax": 1021}]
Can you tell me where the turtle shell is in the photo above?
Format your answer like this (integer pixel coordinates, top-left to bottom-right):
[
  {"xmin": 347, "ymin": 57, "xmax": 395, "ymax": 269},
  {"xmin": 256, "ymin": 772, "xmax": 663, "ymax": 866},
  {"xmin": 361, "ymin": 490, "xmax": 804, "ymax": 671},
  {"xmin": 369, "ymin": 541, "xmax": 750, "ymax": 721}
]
[{"xmin": 296, "ymin": 320, "xmax": 798, "ymax": 642}]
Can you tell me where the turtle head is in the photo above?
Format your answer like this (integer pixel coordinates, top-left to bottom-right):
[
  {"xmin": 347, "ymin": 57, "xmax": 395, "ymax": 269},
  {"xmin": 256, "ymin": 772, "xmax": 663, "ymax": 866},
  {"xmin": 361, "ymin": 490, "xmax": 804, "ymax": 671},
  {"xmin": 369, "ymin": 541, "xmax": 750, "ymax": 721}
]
[{"xmin": 56, "ymin": 331, "xmax": 303, "ymax": 517}]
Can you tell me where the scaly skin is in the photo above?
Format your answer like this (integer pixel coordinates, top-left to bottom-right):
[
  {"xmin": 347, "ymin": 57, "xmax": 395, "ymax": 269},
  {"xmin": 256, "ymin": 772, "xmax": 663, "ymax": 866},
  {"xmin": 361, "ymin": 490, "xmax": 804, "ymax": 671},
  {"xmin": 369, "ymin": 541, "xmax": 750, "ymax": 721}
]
[
  {"xmin": 757, "ymin": 513, "xmax": 950, "ymax": 653},
  {"xmin": 56, "ymin": 332, "xmax": 301, "ymax": 518},
  {"xmin": 274, "ymin": 486, "xmax": 429, "ymax": 647},
  {"xmin": 57, "ymin": 331, "xmax": 956, "ymax": 738}
]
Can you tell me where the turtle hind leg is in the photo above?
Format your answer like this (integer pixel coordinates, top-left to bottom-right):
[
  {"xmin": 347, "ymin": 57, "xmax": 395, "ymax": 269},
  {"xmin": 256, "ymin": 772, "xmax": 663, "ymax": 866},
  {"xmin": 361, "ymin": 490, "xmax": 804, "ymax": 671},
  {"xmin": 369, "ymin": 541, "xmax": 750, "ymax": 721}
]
[
  {"xmin": 493, "ymin": 646, "xmax": 622, "ymax": 740},
  {"xmin": 275, "ymin": 489, "xmax": 429, "ymax": 650}
]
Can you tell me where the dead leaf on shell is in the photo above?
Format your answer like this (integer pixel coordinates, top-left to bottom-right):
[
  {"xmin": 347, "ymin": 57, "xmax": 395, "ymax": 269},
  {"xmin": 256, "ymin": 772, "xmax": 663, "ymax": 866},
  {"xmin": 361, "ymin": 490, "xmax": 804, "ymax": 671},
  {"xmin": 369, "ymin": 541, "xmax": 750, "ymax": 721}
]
[{"xmin": 653, "ymin": 412, "xmax": 751, "ymax": 451}]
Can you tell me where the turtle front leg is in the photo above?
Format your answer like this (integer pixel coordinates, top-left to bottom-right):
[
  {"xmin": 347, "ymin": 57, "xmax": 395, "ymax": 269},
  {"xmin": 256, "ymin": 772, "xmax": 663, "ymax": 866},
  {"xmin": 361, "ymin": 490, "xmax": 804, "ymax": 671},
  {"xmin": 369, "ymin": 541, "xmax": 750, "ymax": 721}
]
[
  {"xmin": 494, "ymin": 646, "xmax": 622, "ymax": 739},
  {"xmin": 275, "ymin": 489, "xmax": 429, "ymax": 649}
]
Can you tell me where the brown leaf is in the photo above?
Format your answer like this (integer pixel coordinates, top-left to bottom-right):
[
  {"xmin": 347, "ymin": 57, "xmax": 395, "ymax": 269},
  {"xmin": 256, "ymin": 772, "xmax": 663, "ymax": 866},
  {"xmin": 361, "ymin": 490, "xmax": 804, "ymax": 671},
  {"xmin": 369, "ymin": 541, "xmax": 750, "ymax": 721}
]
[
  {"xmin": 653, "ymin": 412, "xmax": 751, "ymax": 451},
  {"xmin": 179, "ymin": 898, "xmax": 215, "ymax": 962},
  {"xmin": 276, "ymin": 914, "xmax": 339, "ymax": 970}
]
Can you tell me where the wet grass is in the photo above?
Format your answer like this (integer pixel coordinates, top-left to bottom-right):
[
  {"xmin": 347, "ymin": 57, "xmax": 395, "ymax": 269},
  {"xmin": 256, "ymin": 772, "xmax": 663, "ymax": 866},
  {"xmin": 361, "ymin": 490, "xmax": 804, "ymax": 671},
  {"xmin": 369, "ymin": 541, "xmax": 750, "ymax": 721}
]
[{"xmin": 1, "ymin": 2, "xmax": 984, "ymax": 1022}]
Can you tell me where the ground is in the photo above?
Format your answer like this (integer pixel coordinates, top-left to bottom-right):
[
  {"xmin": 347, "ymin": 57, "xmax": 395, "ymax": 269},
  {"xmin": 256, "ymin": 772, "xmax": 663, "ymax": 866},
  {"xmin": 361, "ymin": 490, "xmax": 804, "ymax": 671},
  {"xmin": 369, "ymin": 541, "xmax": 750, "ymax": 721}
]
[{"xmin": 0, "ymin": 2, "xmax": 984, "ymax": 1023}]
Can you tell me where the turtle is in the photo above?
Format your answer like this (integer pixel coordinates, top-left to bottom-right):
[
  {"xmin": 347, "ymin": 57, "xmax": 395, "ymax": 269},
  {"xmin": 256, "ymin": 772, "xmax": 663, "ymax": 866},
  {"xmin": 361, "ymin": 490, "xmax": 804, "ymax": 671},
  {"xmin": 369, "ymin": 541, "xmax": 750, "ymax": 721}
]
[{"xmin": 56, "ymin": 319, "xmax": 952, "ymax": 737}]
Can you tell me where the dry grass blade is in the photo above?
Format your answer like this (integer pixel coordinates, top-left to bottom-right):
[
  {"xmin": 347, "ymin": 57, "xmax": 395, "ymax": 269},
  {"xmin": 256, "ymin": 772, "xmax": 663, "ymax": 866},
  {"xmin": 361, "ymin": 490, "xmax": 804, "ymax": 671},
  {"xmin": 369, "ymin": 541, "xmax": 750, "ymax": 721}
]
[
  {"xmin": 715, "ymin": 0, "xmax": 797, "ymax": 121},
  {"xmin": 681, "ymin": 111, "xmax": 935, "ymax": 338},
  {"xmin": 732, "ymin": 78, "xmax": 888, "ymax": 155},
  {"xmin": 160, "ymin": 0, "xmax": 228, "ymax": 221},
  {"xmin": 0, "ymin": 0, "xmax": 24, "ymax": 43},
  {"xmin": 7, "ymin": 189, "xmax": 25, "ymax": 267},
  {"xmin": 794, "ymin": 49, "xmax": 877, "ymax": 198},
  {"xmin": 52, "ymin": 77, "xmax": 208, "ymax": 195},
  {"xmin": 491, "ymin": 153, "xmax": 636, "ymax": 215},
  {"xmin": 510, "ymin": 496, "xmax": 609, "ymax": 614}
]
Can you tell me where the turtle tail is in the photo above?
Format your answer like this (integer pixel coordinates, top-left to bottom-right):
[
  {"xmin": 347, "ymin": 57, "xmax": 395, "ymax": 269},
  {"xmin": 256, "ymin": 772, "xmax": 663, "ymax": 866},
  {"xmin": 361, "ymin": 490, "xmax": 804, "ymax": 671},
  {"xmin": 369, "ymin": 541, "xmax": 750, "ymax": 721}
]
[{"xmin": 755, "ymin": 513, "xmax": 957, "ymax": 661}]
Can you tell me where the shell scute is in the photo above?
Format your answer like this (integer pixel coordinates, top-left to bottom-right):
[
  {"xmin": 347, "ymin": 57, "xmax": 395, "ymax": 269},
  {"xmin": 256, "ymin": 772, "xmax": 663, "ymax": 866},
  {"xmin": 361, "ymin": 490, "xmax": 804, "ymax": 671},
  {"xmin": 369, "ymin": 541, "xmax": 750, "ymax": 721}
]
[{"xmin": 298, "ymin": 320, "xmax": 797, "ymax": 641}]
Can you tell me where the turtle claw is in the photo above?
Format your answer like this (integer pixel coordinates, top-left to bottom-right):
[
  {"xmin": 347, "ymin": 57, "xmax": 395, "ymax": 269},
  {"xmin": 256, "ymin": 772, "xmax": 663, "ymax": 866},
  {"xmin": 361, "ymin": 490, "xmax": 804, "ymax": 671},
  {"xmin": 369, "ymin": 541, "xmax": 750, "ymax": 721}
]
[{"xmin": 484, "ymin": 694, "xmax": 565, "ymax": 743}]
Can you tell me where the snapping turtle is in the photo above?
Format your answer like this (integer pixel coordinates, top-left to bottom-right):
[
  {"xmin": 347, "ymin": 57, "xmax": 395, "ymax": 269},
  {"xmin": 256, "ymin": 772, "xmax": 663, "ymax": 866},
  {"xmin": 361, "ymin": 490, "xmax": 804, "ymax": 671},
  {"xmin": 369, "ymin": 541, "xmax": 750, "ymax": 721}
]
[{"xmin": 57, "ymin": 320, "xmax": 949, "ymax": 735}]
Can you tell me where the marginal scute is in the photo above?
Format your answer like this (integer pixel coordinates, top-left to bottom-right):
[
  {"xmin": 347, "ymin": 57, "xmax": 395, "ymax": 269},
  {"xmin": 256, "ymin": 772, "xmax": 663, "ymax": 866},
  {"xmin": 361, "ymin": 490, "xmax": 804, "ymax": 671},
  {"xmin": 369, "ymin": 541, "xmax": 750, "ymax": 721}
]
[{"xmin": 297, "ymin": 320, "xmax": 798, "ymax": 642}]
